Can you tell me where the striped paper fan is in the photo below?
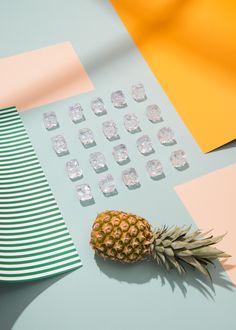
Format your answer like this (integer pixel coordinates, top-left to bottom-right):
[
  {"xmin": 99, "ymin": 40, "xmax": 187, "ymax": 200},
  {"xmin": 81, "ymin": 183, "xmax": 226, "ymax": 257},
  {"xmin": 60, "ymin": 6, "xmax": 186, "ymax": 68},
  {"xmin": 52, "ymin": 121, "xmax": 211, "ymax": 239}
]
[{"xmin": 0, "ymin": 107, "xmax": 82, "ymax": 282}]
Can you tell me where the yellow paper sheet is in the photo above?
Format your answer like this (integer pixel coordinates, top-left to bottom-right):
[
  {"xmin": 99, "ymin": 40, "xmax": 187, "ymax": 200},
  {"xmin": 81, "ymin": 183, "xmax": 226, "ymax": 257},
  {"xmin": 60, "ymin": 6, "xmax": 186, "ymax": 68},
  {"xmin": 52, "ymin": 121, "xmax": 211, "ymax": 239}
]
[{"xmin": 111, "ymin": 0, "xmax": 236, "ymax": 152}]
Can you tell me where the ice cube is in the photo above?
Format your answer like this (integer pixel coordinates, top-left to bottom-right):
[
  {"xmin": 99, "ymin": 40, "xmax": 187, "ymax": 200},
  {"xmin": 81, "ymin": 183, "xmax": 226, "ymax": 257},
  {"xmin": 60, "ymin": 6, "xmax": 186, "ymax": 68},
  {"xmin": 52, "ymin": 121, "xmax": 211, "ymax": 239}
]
[
  {"xmin": 79, "ymin": 128, "xmax": 95, "ymax": 147},
  {"xmin": 131, "ymin": 83, "xmax": 146, "ymax": 102},
  {"xmin": 69, "ymin": 103, "xmax": 84, "ymax": 123},
  {"xmin": 124, "ymin": 113, "xmax": 140, "ymax": 133},
  {"xmin": 76, "ymin": 184, "xmax": 93, "ymax": 202},
  {"xmin": 43, "ymin": 111, "xmax": 58, "ymax": 130},
  {"xmin": 51, "ymin": 135, "xmax": 68, "ymax": 156},
  {"xmin": 66, "ymin": 159, "xmax": 83, "ymax": 180},
  {"xmin": 136, "ymin": 135, "xmax": 154, "ymax": 155},
  {"xmin": 89, "ymin": 152, "xmax": 107, "ymax": 172},
  {"xmin": 111, "ymin": 90, "xmax": 127, "ymax": 108},
  {"xmin": 91, "ymin": 97, "xmax": 107, "ymax": 116},
  {"xmin": 112, "ymin": 144, "xmax": 129, "ymax": 164},
  {"xmin": 102, "ymin": 120, "xmax": 119, "ymax": 140},
  {"xmin": 158, "ymin": 127, "xmax": 175, "ymax": 145},
  {"xmin": 99, "ymin": 174, "xmax": 116, "ymax": 196},
  {"xmin": 146, "ymin": 159, "xmax": 163, "ymax": 178},
  {"xmin": 146, "ymin": 104, "xmax": 162, "ymax": 123},
  {"xmin": 170, "ymin": 150, "xmax": 187, "ymax": 168},
  {"xmin": 122, "ymin": 168, "xmax": 139, "ymax": 188}
]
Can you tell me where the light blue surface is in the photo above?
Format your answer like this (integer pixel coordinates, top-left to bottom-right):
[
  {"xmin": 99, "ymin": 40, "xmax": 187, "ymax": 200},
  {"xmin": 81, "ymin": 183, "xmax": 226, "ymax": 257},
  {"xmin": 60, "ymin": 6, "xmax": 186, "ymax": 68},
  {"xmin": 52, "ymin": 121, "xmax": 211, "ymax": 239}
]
[{"xmin": 0, "ymin": 1, "xmax": 236, "ymax": 329}]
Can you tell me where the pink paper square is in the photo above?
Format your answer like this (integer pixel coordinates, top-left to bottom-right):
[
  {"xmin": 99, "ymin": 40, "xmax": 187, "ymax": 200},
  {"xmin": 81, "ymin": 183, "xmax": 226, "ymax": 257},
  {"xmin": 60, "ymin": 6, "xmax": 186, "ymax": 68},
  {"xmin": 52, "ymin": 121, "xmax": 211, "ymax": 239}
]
[
  {"xmin": 0, "ymin": 42, "xmax": 93, "ymax": 111},
  {"xmin": 175, "ymin": 163, "xmax": 236, "ymax": 285}
]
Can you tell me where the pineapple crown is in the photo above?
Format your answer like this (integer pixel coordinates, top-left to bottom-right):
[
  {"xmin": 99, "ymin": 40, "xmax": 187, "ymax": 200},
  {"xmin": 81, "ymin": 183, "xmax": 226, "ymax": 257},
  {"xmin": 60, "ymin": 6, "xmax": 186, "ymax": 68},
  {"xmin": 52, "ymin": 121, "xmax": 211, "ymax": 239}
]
[{"xmin": 150, "ymin": 225, "xmax": 230, "ymax": 280}]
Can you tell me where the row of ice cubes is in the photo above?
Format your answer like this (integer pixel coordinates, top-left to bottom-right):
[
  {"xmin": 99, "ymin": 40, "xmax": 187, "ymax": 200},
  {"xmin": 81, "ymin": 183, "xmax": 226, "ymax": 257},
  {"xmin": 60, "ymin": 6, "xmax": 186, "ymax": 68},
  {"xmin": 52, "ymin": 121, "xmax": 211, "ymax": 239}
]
[
  {"xmin": 67, "ymin": 101, "xmax": 161, "ymax": 123},
  {"xmin": 76, "ymin": 152, "xmax": 188, "ymax": 204},
  {"xmin": 44, "ymin": 84, "xmax": 147, "ymax": 129},
  {"xmin": 75, "ymin": 168, "xmax": 148, "ymax": 204},
  {"xmin": 51, "ymin": 126, "xmax": 176, "ymax": 156},
  {"xmin": 76, "ymin": 169, "xmax": 140, "ymax": 204},
  {"xmin": 43, "ymin": 103, "xmax": 162, "ymax": 132},
  {"xmin": 66, "ymin": 149, "xmax": 187, "ymax": 183}
]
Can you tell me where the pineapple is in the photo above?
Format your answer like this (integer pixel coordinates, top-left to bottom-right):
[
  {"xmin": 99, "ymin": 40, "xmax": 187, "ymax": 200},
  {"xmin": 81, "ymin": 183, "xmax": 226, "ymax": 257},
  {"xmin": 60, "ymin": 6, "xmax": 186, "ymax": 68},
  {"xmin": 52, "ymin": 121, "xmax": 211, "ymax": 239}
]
[{"xmin": 90, "ymin": 210, "xmax": 230, "ymax": 279}]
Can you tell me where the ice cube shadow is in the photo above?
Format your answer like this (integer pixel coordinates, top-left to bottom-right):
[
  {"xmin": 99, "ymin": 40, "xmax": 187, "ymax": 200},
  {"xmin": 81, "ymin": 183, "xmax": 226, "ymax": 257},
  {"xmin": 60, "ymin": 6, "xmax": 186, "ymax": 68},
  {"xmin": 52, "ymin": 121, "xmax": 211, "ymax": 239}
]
[
  {"xmin": 95, "ymin": 165, "xmax": 108, "ymax": 174},
  {"xmin": 117, "ymin": 157, "xmax": 130, "ymax": 166},
  {"xmin": 80, "ymin": 198, "xmax": 95, "ymax": 207},
  {"xmin": 175, "ymin": 162, "xmax": 190, "ymax": 171},
  {"xmin": 149, "ymin": 117, "xmax": 163, "ymax": 124},
  {"xmin": 83, "ymin": 141, "xmax": 96, "ymax": 149},
  {"xmin": 113, "ymin": 103, "xmax": 127, "ymax": 109},
  {"xmin": 151, "ymin": 173, "xmax": 166, "ymax": 181},
  {"xmin": 103, "ymin": 189, "xmax": 118, "ymax": 198},
  {"xmin": 133, "ymin": 95, "xmax": 147, "ymax": 103},
  {"xmin": 142, "ymin": 149, "xmax": 155, "ymax": 156},
  {"xmin": 128, "ymin": 127, "xmax": 141, "ymax": 134},
  {"xmin": 72, "ymin": 115, "xmax": 86, "ymax": 124},
  {"xmin": 127, "ymin": 182, "xmax": 141, "ymax": 190},
  {"xmin": 70, "ymin": 174, "xmax": 84, "ymax": 182},
  {"xmin": 46, "ymin": 123, "xmax": 60, "ymax": 131},
  {"xmin": 56, "ymin": 150, "xmax": 69, "ymax": 157},
  {"xmin": 95, "ymin": 110, "xmax": 107, "ymax": 117},
  {"xmin": 161, "ymin": 139, "xmax": 177, "ymax": 146},
  {"xmin": 107, "ymin": 135, "xmax": 120, "ymax": 142}
]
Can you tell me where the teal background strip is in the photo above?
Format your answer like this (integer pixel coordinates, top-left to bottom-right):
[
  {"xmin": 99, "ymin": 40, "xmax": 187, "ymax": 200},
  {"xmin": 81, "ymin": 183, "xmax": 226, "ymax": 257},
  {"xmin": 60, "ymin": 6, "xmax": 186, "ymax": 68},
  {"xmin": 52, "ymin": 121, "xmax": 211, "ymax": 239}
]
[{"xmin": 0, "ymin": 1, "xmax": 236, "ymax": 330}]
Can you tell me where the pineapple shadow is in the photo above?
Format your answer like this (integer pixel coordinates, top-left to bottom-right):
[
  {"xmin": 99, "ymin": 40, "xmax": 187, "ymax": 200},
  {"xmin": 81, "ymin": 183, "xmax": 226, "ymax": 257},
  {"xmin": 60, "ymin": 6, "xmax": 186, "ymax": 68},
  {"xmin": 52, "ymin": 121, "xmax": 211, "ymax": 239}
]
[
  {"xmin": 94, "ymin": 255, "xmax": 234, "ymax": 299},
  {"xmin": 0, "ymin": 272, "xmax": 68, "ymax": 330}
]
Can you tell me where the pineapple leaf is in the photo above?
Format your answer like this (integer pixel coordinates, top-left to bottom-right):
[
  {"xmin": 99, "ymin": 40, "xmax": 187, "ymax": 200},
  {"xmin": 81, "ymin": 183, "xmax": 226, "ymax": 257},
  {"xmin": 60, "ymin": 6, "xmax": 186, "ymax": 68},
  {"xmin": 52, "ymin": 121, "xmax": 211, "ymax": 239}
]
[{"xmin": 151, "ymin": 226, "xmax": 229, "ymax": 278}]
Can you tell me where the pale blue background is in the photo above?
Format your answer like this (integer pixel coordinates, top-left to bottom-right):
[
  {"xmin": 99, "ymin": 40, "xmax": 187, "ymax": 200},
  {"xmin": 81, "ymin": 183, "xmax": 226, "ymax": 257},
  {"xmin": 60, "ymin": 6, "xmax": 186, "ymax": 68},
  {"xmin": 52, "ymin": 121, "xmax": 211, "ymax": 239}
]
[{"xmin": 0, "ymin": 1, "xmax": 236, "ymax": 329}]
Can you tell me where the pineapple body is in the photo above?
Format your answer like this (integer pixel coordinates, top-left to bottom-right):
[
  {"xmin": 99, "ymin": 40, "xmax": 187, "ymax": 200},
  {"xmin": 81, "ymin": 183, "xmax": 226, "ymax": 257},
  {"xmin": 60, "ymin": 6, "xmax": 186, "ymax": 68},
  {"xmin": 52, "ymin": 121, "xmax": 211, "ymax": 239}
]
[{"xmin": 90, "ymin": 210, "xmax": 152, "ymax": 263}]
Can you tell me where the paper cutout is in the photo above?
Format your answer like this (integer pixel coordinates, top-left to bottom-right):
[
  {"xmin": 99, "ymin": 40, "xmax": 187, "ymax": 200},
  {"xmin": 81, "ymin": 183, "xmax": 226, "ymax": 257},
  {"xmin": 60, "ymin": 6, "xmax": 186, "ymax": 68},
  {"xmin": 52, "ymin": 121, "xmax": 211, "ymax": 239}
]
[
  {"xmin": 0, "ymin": 42, "xmax": 93, "ymax": 111},
  {"xmin": 0, "ymin": 107, "xmax": 82, "ymax": 282},
  {"xmin": 175, "ymin": 163, "xmax": 236, "ymax": 285},
  {"xmin": 111, "ymin": 0, "xmax": 236, "ymax": 152}
]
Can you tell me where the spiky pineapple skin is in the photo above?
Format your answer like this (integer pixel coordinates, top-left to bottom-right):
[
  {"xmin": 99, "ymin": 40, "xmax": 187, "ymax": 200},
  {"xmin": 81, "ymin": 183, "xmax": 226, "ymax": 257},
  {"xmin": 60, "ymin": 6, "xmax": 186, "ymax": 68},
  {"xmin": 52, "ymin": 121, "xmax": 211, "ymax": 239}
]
[{"xmin": 90, "ymin": 210, "xmax": 153, "ymax": 263}]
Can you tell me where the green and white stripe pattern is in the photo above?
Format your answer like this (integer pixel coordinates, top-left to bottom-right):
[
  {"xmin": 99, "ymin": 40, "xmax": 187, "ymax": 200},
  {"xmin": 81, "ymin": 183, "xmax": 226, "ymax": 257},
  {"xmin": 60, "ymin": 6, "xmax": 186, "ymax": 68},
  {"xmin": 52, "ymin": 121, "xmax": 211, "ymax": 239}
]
[{"xmin": 0, "ymin": 107, "xmax": 82, "ymax": 282}]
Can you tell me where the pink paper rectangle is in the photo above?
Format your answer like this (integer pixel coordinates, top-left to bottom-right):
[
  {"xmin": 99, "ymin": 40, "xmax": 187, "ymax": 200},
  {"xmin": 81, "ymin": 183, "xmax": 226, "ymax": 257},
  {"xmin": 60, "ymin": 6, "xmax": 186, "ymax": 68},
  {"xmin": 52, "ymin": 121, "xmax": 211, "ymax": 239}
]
[
  {"xmin": 175, "ymin": 164, "xmax": 236, "ymax": 285},
  {"xmin": 0, "ymin": 42, "xmax": 94, "ymax": 111}
]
